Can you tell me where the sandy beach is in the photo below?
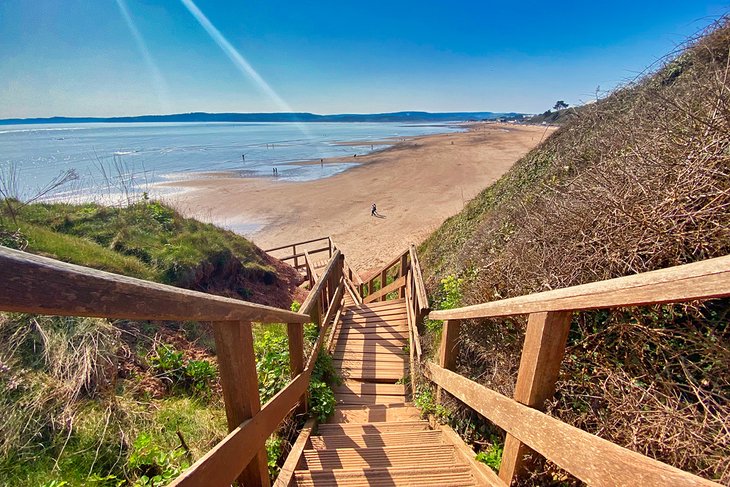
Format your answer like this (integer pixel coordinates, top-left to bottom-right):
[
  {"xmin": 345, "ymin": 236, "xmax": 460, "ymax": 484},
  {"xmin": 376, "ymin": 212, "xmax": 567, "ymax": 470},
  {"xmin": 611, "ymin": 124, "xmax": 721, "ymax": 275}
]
[{"xmin": 160, "ymin": 123, "xmax": 554, "ymax": 273}]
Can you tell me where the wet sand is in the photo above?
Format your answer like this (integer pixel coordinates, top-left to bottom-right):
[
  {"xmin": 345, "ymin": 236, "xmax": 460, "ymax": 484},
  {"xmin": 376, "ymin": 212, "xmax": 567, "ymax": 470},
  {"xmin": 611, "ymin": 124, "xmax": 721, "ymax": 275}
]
[{"xmin": 160, "ymin": 123, "xmax": 554, "ymax": 273}]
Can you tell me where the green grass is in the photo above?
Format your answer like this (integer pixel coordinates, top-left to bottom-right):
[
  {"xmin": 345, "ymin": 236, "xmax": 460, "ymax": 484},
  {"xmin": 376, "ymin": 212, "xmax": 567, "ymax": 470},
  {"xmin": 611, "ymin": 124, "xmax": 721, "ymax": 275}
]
[{"xmin": 1, "ymin": 200, "xmax": 274, "ymax": 287}]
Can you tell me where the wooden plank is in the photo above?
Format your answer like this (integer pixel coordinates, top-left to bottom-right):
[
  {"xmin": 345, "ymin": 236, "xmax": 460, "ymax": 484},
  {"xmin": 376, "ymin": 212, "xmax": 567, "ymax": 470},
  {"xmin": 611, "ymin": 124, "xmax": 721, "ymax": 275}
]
[
  {"xmin": 437, "ymin": 423, "xmax": 507, "ymax": 487},
  {"xmin": 430, "ymin": 255, "xmax": 730, "ymax": 321},
  {"xmin": 359, "ymin": 249, "xmax": 410, "ymax": 284},
  {"xmin": 409, "ymin": 244, "xmax": 429, "ymax": 312},
  {"xmin": 265, "ymin": 236, "xmax": 330, "ymax": 253},
  {"xmin": 426, "ymin": 363, "xmax": 721, "ymax": 487},
  {"xmin": 334, "ymin": 358, "xmax": 406, "ymax": 369},
  {"xmin": 406, "ymin": 273, "xmax": 423, "ymax": 360},
  {"xmin": 399, "ymin": 253, "xmax": 409, "ymax": 299},
  {"xmin": 334, "ymin": 342, "xmax": 405, "ymax": 354},
  {"xmin": 0, "ymin": 247, "xmax": 310, "ymax": 323},
  {"xmin": 363, "ymin": 276, "xmax": 407, "ymax": 304},
  {"xmin": 332, "ymin": 351, "xmax": 406, "ymax": 363},
  {"xmin": 499, "ymin": 311, "xmax": 573, "ymax": 484},
  {"xmin": 299, "ymin": 250, "xmax": 341, "ymax": 316},
  {"xmin": 334, "ymin": 382, "xmax": 406, "ymax": 396},
  {"xmin": 211, "ymin": 321, "xmax": 269, "ymax": 487},
  {"xmin": 304, "ymin": 250, "xmax": 319, "ymax": 282},
  {"xmin": 170, "ymin": 372, "xmax": 308, "ymax": 487},
  {"xmin": 439, "ymin": 320, "xmax": 461, "ymax": 371},
  {"xmin": 287, "ymin": 323, "xmax": 305, "ymax": 378},
  {"xmin": 336, "ymin": 393, "xmax": 407, "ymax": 405},
  {"xmin": 274, "ymin": 417, "xmax": 315, "ymax": 487}
]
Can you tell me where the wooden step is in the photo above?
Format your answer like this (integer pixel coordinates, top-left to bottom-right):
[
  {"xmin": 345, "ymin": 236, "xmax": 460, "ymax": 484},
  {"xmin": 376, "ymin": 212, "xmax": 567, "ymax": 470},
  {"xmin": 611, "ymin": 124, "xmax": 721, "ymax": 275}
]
[
  {"xmin": 352, "ymin": 298, "xmax": 405, "ymax": 308},
  {"xmin": 336, "ymin": 393, "xmax": 406, "ymax": 406},
  {"xmin": 302, "ymin": 444, "xmax": 456, "ymax": 470},
  {"xmin": 340, "ymin": 368, "xmax": 406, "ymax": 382},
  {"xmin": 309, "ymin": 429, "xmax": 444, "ymax": 450},
  {"xmin": 330, "ymin": 405, "xmax": 420, "ymax": 423},
  {"xmin": 334, "ymin": 342, "xmax": 405, "ymax": 354},
  {"xmin": 293, "ymin": 466, "xmax": 475, "ymax": 487},
  {"xmin": 334, "ymin": 382, "xmax": 405, "ymax": 396},
  {"xmin": 333, "ymin": 351, "xmax": 406, "ymax": 363},
  {"xmin": 293, "ymin": 464, "xmax": 474, "ymax": 487},
  {"xmin": 343, "ymin": 310, "xmax": 407, "ymax": 320},
  {"xmin": 335, "ymin": 331, "xmax": 408, "ymax": 342},
  {"xmin": 339, "ymin": 322, "xmax": 408, "ymax": 332},
  {"xmin": 317, "ymin": 420, "xmax": 429, "ymax": 436},
  {"xmin": 335, "ymin": 358, "xmax": 406, "ymax": 370}
]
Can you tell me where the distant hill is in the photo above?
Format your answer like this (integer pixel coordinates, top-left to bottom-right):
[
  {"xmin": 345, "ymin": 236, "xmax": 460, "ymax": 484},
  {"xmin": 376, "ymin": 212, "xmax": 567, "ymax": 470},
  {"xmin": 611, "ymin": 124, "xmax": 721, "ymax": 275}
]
[{"xmin": 0, "ymin": 111, "xmax": 523, "ymax": 125}]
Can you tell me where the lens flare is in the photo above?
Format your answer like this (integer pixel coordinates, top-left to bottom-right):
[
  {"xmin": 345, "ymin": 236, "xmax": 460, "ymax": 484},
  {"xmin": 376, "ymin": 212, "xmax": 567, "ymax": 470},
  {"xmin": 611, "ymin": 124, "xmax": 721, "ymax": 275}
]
[
  {"xmin": 180, "ymin": 0, "xmax": 296, "ymax": 114},
  {"xmin": 115, "ymin": 0, "xmax": 172, "ymax": 113}
]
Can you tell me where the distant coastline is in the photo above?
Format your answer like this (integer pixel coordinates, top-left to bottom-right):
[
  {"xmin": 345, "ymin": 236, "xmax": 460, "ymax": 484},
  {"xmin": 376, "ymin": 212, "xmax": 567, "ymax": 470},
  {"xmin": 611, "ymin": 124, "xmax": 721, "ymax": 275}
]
[{"xmin": 0, "ymin": 110, "xmax": 524, "ymax": 126}]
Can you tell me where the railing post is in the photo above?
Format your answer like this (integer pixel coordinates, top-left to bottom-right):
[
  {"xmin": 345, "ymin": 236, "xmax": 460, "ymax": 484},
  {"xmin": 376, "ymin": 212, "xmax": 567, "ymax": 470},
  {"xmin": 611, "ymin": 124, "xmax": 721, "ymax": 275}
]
[
  {"xmin": 293, "ymin": 244, "xmax": 298, "ymax": 271},
  {"xmin": 398, "ymin": 252, "xmax": 409, "ymax": 299},
  {"xmin": 287, "ymin": 321, "xmax": 307, "ymax": 413},
  {"xmin": 436, "ymin": 319, "xmax": 461, "ymax": 402},
  {"xmin": 380, "ymin": 269, "xmax": 388, "ymax": 302},
  {"xmin": 498, "ymin": 311, "xmax": 572, "ymax": 485},
  {"xmin": 212, "ymin": 321, "xmax": 270, "ymax": 487}
]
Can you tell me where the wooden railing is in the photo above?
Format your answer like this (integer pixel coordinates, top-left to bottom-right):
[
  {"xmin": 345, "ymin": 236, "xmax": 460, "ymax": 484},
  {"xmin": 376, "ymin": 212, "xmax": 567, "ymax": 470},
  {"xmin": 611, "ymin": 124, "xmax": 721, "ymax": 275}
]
[
  {"xmin": 265, "ymin": 236, "xmax": 332, "ymax": 275},
  {"xmin": 0, "ymin": 246, "xmax": 345, "ymax": 487},
  {"xmin": 420, "ymin": 255, "xmax": 730, "ymax": 487}
]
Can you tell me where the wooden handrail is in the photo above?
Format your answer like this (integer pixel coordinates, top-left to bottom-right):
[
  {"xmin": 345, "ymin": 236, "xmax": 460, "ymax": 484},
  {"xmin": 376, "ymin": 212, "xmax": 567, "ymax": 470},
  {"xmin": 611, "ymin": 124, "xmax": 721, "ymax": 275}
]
[
  {"xmin": 0, "ymin": 247, "xmax": 308, "ymax": 324},
  {"xmin": 276, "ymin": 246, "xmax": 331, "ymax": 262},
  {"xmin": 409, "ymin": 244, "xmax": 429, "ymax": 312},
  {"xmin": 172, "ymin": 249, "xmax": 344, "ymax": 487},
  {"xmin": 299, "ymin": 250, "xmax": 342, "ymax": 316},
  {"xmin": 363, "ymin": 276, "xmax": 406, "ymax": 304},
  {"xmin": 426, "ymin": 363, "xmax": 720, "ymax": 487},
  {"xmin": 0, "ymin": 243, "xmax": 345, "ymax": 487},
  {"xmin": 430, "ymin": 255, "xmax": 730, "ymax": 321},
  {"xmin": 264, "ymin": 236, "xmax": 331, "ymax": 253},
  {"xmin": 426, "ymin": 255, "xmax": 730, "ymax": 485}
]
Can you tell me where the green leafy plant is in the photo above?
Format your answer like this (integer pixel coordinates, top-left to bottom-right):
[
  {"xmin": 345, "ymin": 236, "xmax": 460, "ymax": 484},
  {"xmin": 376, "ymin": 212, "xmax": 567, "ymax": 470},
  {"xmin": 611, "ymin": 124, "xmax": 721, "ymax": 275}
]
[
  {"xmin": 151, "ymin": 345, "xmax": 185, "ymax": 383},
  {"xmin": 150, "ymin": 345, "xmax": 216, "ymax": 397},
  {"xmin": 308, "ymin": 381, "xmax": 336, "ymax": 422},
  {"xmin": 127, "ymin": 433, "xmax": 189, "ymax": 487},
  {"xmin": 414, "ymin": 386, "xmax": 451, "ymax": 421},
  {"xmin": 254, "ymin": 330, "xmax": 290, "ymax": 403},
  {"xmin": 185, "ymin": 359, "xmax": 217, "ymax": 396},
  {"xmin": 475, "ymin": 444, "xmax": 503, "ymax": 471},
  {"xmin": 266, "ymin": 435, "xmax": 284, "ymax": 478}
]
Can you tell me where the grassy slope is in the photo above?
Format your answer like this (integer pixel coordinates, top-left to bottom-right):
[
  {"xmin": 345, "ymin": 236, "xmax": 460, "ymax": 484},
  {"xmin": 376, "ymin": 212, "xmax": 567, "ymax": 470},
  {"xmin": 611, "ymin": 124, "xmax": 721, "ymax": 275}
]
[
  {"xmin": 0, "ymin": 201, "xmax": 317, "ymax": 486},
  {"xmin": 419, "ymin": 21, "xmax": 730, "ymax": 483}
]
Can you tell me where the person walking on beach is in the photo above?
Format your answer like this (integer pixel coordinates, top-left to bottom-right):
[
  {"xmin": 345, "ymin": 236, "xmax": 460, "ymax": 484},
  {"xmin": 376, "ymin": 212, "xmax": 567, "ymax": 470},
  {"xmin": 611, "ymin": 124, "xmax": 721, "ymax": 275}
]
[{"xmin": 371, "ymin": 203, "xmax": 377, "ymax": 217}]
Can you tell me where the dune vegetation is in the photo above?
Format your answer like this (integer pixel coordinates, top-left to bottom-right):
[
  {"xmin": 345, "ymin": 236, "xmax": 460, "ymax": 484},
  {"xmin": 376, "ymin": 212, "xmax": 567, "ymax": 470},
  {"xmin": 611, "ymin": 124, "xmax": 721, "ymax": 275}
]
[
  {"xmin": 0, "ymin": 200, "xmax": 337, "ymax": 486},
  {"xmin": 419, "ymin": 19, "xmax": 730, "ymax": 484}
]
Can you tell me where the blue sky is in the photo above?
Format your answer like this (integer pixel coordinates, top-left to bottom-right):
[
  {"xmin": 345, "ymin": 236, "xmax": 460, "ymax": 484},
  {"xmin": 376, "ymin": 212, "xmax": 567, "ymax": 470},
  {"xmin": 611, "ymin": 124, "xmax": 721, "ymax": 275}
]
[{"xmin": 0, "ymin": 1, "xmax": 726, "ymax": 118}]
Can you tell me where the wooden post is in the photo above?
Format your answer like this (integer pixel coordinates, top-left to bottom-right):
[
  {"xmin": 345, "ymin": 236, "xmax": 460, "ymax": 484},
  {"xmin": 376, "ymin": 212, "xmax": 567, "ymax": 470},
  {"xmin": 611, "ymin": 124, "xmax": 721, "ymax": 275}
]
[
  {"xmin": 399, "ymin": 253, "xmax": 409, "ymax": 299},
  {"xmin": 498, "ymin": 311, "xmax": 572, "ymax": 485},
  {"xmin": 212, "ymin": 321, "xmax": 270, "ymax": 487},
  {"xmin": 380, "ymin": 269, "xmax": 388, "ymax": 302},
  {"xmin": 287, "ymin": 322, "xmax": 306, "ymax": 413},
  {"xmin": 436, "ymin": 319, "xmax": 461, "ymax": 402},
  {"xmin": 293, "ymin": 244, "xmax": 298, "ymax": 271}
]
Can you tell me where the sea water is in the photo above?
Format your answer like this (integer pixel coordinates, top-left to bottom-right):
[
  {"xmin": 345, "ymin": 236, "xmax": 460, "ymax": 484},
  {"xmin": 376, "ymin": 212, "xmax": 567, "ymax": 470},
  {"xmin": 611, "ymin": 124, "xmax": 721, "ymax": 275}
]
[{"xmin": 0, "ymin": 122, "xmax": 461, "ymax": 203}]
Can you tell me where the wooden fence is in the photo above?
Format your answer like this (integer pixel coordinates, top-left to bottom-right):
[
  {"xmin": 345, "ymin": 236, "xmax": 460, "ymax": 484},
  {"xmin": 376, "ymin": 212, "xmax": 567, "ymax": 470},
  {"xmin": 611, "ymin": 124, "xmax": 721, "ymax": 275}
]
[
  {"xmin": 0, "ymin": 246, "xmax": 345, "ymax": 487},
  {"xmin": 265, "ymin": 237, "xmax": 332, "ymax": 276},
  {"xmin": 421, "ymin": 255, "xmax": 730, "ymax": 487}
]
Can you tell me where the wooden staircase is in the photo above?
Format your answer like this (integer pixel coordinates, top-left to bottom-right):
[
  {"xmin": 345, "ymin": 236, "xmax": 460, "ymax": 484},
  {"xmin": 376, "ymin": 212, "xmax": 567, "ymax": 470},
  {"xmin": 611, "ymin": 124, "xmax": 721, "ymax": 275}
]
[{"xmin": 288, "ymin": 298, "xmax": 483, "ymax": 486}]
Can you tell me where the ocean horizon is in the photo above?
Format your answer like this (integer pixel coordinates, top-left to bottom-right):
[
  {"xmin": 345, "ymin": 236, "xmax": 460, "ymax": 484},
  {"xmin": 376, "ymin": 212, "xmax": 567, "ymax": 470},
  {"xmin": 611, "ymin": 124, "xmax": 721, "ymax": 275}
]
[{"xmin": 0, "ymin": 121, "xmax": 462, "ymax": 203}]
